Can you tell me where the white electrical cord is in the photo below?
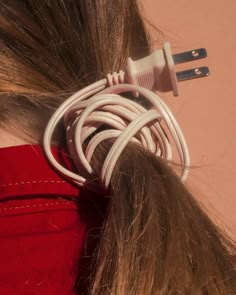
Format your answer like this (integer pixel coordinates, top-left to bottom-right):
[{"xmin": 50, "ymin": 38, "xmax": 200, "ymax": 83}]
[{"xmin": 43, "ymin": 77, "xmax": 190, "ymax": 188}]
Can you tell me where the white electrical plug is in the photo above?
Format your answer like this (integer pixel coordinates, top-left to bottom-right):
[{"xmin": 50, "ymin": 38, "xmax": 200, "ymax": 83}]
[{"xmin": 126, "ymin": 41, "xmax": 209, "ymax": 96}]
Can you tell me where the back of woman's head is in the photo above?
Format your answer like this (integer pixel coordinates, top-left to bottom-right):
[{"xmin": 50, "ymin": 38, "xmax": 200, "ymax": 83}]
[
  {"xmin": 0, "ymin": 1, "xmax": 235, "ymax": 294},
  {"xmin": 0, "ymin": 0, "xmax": 150, "ymax": 140}
]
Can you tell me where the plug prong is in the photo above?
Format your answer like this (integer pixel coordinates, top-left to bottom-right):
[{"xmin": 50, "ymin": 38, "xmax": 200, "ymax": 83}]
[
  {"xmin": 173, "ymin": 48, "xmax": 207, "ymax": 64},
  {"xmin": 176, "ymin": 67, "xmax": 210, "ymax": 82}
]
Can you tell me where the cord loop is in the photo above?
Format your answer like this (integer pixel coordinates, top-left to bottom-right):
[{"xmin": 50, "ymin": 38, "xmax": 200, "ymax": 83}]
[{"xmin": 43, "ymin": 80, "xmax": 190, "ymax": 189}]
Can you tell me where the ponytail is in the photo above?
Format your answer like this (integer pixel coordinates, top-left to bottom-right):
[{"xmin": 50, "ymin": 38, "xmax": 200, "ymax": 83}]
[{"xmin": 89, "ymin": 140, "xmax": 236, "ymax": 294}]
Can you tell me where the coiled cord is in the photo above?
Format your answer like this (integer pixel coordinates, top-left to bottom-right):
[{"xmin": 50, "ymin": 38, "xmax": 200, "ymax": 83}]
[{"xmin": 43, "ymin": 73, "xmax": 190, "ymax": 189}]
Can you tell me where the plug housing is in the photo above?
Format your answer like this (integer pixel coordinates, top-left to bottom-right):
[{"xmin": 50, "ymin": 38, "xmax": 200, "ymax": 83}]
[{"xmin": 126, "ymin": 42, "xmax": 209, "ymax": 96}]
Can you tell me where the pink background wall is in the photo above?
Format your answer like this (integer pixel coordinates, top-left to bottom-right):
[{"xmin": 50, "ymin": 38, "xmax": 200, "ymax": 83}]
[{"xmin": 142, "ymin": 0, "xmax": 236, "ymax": 239}]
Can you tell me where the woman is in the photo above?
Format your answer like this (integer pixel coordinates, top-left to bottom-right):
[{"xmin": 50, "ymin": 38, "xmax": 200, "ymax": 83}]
[{"xmin": 0, "ymin": 1, "xmax": 235, "ymax": 294}]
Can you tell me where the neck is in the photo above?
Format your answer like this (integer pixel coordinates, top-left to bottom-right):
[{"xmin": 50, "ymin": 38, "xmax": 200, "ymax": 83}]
[{"xmin": 0, "ymin": 128, "xmax": 29, "ymax": 148}]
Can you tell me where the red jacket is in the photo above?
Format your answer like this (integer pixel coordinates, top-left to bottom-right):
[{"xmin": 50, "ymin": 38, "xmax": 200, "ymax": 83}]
[
  {"xmin": 1, "ymin": 145, "xmax": 235, "ymax": 294},
  {"xmin": 0, "ymin": 145, "xmax": 105, "ymax": 295}
]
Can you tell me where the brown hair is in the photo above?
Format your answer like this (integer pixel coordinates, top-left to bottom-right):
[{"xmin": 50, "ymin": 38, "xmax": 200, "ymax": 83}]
[{"xmin": 0, "ymin": 1, "xmax": 235, "ymax": 294}]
